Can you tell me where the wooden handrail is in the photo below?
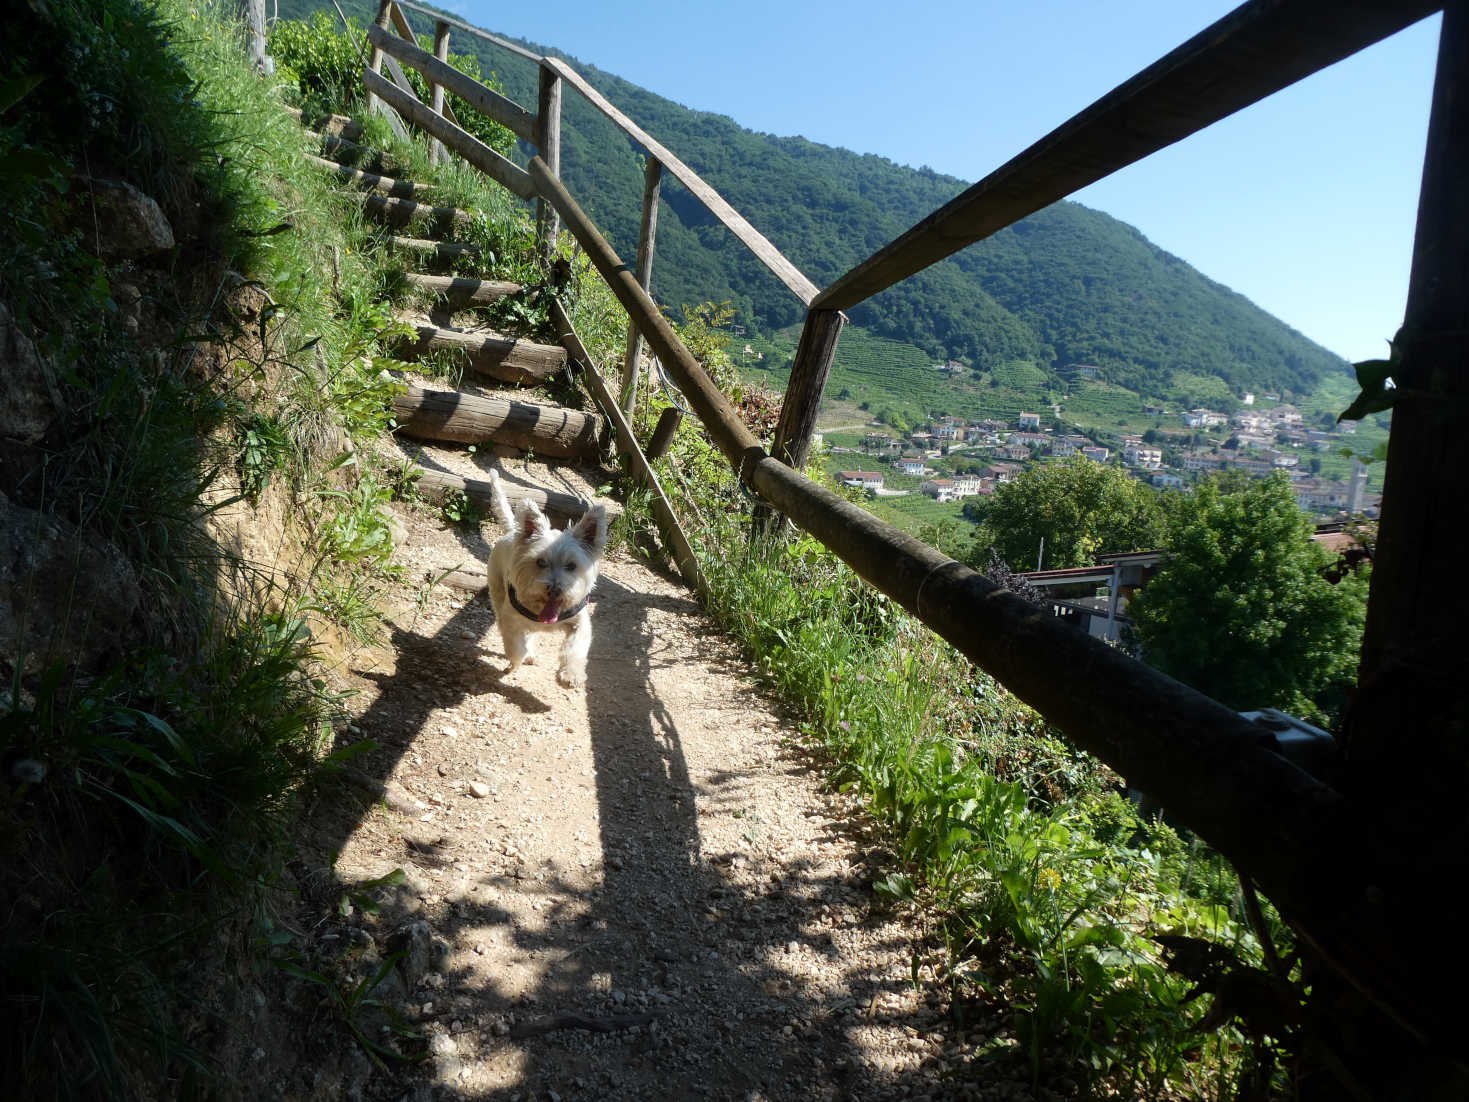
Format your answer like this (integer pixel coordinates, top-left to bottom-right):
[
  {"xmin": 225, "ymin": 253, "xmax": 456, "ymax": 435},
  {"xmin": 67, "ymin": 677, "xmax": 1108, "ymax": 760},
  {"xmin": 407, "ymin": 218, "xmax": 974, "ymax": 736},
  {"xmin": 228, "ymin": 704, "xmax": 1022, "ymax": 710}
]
[
  {"xmin": 539, "ymin": 56, "xmax": 820, "ymax": 307},
  {"xmin": 363, "ymin": 68, "xmax": 536, "ymax": 198},
  {"xmin": 367, "ymin": 23, "xmax": 537, "ymax": 142},
  {"xmin": 523, "ymin": 156, "xmax": 1424, "ymax": 1029},
  {"xmin": 814, "ymin": 0, "xmax": 1441, "ymax": 312},
  {"xmin": 390, "ymin": 0, "xmax": 540, "ymax": 61}
]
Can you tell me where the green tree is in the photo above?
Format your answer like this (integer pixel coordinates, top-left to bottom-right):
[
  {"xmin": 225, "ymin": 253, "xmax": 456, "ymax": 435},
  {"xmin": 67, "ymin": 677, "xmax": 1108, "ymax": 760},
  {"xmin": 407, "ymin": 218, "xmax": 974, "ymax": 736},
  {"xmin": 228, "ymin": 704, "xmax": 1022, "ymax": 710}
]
[
  {"xmin": 971, "ymin": 456, "xmax": 1168, "ymax": 570},
  {"xmin": 1128, "ymin": 473, "xmax": 1367, "ymax": 724}
]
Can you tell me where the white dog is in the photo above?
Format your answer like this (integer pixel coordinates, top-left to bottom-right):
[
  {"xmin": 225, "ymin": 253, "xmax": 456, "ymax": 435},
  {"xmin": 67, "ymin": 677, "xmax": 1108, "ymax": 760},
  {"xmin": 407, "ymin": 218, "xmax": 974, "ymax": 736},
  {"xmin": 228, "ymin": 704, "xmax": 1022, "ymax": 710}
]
[{"xmin": 485, "ymin": 470, "xmax": 608, "ymax": 688}]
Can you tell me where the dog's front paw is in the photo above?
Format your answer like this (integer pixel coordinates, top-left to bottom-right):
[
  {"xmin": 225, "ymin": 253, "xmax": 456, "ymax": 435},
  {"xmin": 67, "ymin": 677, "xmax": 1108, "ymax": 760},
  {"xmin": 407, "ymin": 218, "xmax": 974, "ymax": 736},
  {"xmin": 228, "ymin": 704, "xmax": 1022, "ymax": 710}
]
[
  {"xmin": 521, "ymin": 653, "xmax": 537, "ymax": 666},
  {"xmin": 556, "ymin": 666, "xmax": 585, "ymax": 689}
]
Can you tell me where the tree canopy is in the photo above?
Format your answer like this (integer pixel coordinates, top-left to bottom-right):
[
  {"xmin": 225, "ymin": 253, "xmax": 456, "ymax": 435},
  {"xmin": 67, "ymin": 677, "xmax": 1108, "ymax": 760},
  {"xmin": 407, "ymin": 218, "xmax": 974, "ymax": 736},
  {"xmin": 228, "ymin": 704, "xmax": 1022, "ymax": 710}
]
[
  {"xmin": 967, "ymin": 458, "xmax": 1169, "ymax": 571},
  {"xmin": 1128, "ymin": 473, "xmax": 1367, "ymax": 724}
]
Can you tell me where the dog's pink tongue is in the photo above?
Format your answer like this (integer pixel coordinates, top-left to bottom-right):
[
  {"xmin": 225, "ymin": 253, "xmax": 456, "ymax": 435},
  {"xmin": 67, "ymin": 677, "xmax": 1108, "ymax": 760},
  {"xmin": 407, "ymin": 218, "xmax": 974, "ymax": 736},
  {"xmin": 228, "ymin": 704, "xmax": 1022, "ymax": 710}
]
[{"xmin": 538, "ymin": 598, "xmax": 561, "ymax": 624}]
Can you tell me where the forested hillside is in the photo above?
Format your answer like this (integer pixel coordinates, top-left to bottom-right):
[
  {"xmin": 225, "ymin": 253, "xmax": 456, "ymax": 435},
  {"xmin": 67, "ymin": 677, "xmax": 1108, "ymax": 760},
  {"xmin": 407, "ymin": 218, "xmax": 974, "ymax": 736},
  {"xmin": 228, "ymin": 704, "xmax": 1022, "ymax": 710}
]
[{"xmin": 290, "ymin": 0, "xmax": 1347, "ymax": 399}]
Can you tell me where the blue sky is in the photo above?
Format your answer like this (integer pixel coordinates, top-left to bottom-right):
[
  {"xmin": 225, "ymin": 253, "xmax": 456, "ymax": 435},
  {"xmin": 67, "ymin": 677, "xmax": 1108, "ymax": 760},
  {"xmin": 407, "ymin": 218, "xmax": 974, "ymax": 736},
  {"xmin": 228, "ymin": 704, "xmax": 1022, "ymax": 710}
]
[{"xmin": 454, "ymin": 1, "xmax": 1441, "ymax": 365}]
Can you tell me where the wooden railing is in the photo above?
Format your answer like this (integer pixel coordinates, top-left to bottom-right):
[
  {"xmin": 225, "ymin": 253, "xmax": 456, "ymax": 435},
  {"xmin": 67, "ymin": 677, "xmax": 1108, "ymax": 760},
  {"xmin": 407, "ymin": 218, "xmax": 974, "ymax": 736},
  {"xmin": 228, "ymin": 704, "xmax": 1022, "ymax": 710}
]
[
  {"xmin": 363, "ymin": 0, "xmax": 824, "ymax": 416},
  {"xmin": 357, "ymin": 0, "xmax": 1463, "ymax": 1047}
]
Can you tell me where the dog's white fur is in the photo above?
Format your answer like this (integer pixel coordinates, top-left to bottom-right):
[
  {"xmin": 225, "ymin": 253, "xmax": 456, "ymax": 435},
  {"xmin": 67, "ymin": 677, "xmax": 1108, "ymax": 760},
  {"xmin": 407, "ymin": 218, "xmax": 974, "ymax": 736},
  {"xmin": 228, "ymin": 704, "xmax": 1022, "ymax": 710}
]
[{"xmin": 485, "ymin": 470, "xmax": 608, "ymax": 688}]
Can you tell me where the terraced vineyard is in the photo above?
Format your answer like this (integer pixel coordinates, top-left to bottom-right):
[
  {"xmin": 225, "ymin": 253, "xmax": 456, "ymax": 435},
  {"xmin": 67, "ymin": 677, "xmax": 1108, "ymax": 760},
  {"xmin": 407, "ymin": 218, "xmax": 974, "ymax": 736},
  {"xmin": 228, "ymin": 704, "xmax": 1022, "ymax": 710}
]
[
  {"xmin": 1060, "ymin": 380, "xmax": 1152, "ymax": 432},
  {"xmin": 988, "ymin": 359, "xmax": 1053, "ymax": 390},
  {"xmin": 867, "ymin": 492, "xmax": 975, "ymax": 537},
  {"xmin": 740, "ymin": 325, "xmax": 1055, "ymax": 427}
]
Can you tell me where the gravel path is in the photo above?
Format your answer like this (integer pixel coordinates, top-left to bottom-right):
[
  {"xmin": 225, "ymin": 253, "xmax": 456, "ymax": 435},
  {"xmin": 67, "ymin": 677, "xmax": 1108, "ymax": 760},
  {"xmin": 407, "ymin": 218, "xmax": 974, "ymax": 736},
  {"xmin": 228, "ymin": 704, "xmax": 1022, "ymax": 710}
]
[{"xmin": 286, "ymin": 498, "xmax": 1034, "ymax": 1102}]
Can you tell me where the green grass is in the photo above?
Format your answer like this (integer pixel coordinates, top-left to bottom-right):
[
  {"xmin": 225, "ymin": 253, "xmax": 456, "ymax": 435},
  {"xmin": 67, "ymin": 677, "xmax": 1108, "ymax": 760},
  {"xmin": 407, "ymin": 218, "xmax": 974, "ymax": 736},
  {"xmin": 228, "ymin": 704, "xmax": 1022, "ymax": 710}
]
[
  {"xmin": 628, "ymin": 312, "xmax": 1284, "ymax": 1094},
  {"xmin": 0, "ymin": 1, "xmax": 477, "ymax": 1091},
  {"xmin": 867, "ymin": 493, "xmax": 974, "ymax": 536}
]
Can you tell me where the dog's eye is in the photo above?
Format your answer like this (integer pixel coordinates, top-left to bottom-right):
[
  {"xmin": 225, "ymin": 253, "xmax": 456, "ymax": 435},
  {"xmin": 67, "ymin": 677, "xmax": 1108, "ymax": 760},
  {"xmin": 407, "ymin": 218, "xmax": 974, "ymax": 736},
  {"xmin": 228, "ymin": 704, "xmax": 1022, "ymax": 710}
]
[{"xmin": 536, "ymin": 557, "xmax": 548, "ymax": 569}]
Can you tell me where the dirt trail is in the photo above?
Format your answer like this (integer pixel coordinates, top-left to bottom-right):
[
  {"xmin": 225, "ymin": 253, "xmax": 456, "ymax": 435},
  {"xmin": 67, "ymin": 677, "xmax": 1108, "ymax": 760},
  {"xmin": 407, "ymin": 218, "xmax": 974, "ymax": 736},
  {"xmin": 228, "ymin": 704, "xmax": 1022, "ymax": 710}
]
[{"xmin": 291, "ymin": 495, "xmax": 1031, "ymax": 1101}]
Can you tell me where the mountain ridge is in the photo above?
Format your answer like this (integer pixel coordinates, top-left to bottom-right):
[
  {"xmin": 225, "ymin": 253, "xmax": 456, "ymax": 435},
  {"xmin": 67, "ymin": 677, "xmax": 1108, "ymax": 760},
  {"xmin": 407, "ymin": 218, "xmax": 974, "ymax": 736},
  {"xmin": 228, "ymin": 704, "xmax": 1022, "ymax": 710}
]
[{"xmin": 283, "ymin": 0, "xmax": 1349, "ymax": 401}]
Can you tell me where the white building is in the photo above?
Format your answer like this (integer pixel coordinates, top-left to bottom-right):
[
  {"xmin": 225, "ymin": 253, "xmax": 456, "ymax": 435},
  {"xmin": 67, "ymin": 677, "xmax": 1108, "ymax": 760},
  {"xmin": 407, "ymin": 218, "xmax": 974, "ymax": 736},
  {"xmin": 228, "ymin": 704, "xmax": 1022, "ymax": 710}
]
[
  {"xmin": 920, "ymin": 478, "xmax": 957, "ymax": 502},
  {"xmin": 1123, "ymin": 444, "xmax": 1163, "ymax": 469}
]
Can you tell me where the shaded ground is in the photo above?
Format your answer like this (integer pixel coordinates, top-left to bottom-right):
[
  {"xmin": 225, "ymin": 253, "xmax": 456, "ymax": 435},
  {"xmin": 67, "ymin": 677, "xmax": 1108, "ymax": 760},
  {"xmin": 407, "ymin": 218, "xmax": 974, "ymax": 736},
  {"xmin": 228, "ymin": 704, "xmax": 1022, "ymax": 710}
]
[{"xmin": 239, "ymin": 495, "xmax": 1040, "ymax": 1101}]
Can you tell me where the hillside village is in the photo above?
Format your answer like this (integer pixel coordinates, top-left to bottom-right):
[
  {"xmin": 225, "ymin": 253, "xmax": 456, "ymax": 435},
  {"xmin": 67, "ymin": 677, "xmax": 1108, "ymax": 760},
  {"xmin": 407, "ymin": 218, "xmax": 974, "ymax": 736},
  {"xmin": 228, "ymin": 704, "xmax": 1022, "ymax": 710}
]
[{"xmin": 833, "ymin": 375, "xmax": 1378, "ymax": 520}]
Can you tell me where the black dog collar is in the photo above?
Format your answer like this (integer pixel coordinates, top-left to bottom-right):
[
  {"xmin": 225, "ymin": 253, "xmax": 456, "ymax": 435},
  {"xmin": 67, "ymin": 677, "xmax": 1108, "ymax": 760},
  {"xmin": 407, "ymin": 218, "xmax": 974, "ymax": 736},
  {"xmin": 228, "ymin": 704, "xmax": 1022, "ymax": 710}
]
[{"xmin": 507, "ymin": 583, "xmax": 588, "ymax": 624}]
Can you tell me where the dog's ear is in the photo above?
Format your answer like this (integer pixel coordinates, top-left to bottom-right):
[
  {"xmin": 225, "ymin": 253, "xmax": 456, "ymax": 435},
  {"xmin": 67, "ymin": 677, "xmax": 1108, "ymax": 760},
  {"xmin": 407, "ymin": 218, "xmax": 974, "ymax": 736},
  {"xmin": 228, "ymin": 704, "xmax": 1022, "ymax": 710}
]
[
  {"xmin": 513, "ymin": 498, "xmax": 551, "ymax": 543},
  {"xmin": 570, "ymin": 505, "xmax": 608, "ymax": 555}
]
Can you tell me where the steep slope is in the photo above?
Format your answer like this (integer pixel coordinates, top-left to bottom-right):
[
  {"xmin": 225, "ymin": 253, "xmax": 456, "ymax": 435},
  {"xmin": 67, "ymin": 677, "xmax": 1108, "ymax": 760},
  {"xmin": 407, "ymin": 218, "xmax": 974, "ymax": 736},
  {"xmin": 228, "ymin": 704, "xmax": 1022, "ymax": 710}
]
[{"xmin": 291, "ymin": 0, "xmax": 1347, "ymax": 397}]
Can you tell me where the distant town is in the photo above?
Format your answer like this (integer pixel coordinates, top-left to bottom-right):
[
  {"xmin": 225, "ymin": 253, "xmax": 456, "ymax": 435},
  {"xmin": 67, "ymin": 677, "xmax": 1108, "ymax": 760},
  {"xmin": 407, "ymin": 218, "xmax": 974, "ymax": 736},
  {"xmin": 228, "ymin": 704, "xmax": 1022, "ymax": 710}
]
[{"xmin": 831, "ymin": 389, "xmax": 1378, "ymax": 519}]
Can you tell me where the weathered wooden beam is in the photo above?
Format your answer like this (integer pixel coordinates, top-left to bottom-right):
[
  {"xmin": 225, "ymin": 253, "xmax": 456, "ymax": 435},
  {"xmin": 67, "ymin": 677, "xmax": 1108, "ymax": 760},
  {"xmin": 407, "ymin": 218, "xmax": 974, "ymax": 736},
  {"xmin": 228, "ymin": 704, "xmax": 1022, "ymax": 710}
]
[
  {"xmin": 400, "ymin": 323, "xmax": 566, "ymax": 384},
  {"xmin": 366, "ymin": 23, "xmax": 537, "ymax": 143},
  {"xmin": 393, "ymin": 0, "xmax": 540, "ymax": 61},
  {"xmin": 409, "ymin": 466, "xmax": 606, "ymax": 524},
  {"xmin": 364, "ymin": 0, "xmax": 410, "ymax": 140},
  {"xmin": 364, "ymin": 0, "xmax": 390, "ymax": 120},
  {"xmin": 392, "ymin": 384, "xmax": 603, "ymax": 460},
  {"xmin": 549, "ymin": 297, "xmax": 703, "ymax": 592},
  {"xmin": 363, "ymin": 68, "xmax": 536, "ymax": 199},
  {"xmin": 306, "ymin": 154, "xmax": 430, "ymax": 199},
  {"xmin": 771, "ymin": 308, "xmax": 846, "ymax": 470},
  {"xmin": 429, "ymin": 20, "xmax": 450, "ymax": 165},
  {"xmin": 355, "ymin": 191, "xmax": 470, "ymax": 233},
  {"xmin": 814, "ymin": 0, "xmax": 1442, "ymax": 312},
  {"xmin": 536, "ymin": 63, "xmax": 563, "ymax": 262},
  {"xmin": 1335, "ymin": 3, "xmax": 1469, "ymax": 1056},
  {"xmin": 541, "ymin": 56, "xmax": 819, "ymax": 307},
  {"xmin": 283, "ymin": 105, "xmax": 362, "ymax": 141},
  {"xmin": 403, "ymin": 273, "xmax": 521, "ymax": 306},
  {"xmin": 386, "ymin": 236, "xmax": 481, "ymax": 264},
  {"xmin": 308, "ymin": 131, "xmax": 401, "ymax": 175},
  {"xmin": 528, "ymin": 152, "xmax": 1420, "ymax": 1029},
  {"xmin": 528, "ymin": 157, "xmax": 764, "ymax": 474},
  {"xmin": 620, "ymin": 157, "xmax": 663, "ymax": 416},
  {"xmin": 645, "ymin": 407, "xmax": 682, "ymax": 463}
]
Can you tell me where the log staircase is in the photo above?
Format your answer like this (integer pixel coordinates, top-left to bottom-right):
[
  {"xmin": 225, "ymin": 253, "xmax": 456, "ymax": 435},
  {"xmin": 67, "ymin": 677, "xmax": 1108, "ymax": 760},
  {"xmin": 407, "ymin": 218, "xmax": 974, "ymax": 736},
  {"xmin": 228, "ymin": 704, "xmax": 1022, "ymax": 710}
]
[{"xmin": 288, "ymin": 106, "xmax": 618, "ymax": 530}]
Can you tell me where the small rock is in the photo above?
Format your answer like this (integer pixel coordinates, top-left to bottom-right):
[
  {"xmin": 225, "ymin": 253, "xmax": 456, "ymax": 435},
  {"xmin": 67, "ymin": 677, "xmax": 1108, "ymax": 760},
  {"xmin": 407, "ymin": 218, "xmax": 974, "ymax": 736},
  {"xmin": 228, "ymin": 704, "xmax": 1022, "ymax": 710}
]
[
  {"xmin": 81, "ymin": 178, "xmax": 175, "ymax": 259},
  {"xmin": 385, "ymin": 920, "xmax": 434, "ymax": 990},
  {"xmin": 441, "ymin": 725, "xmax": 459, "ymax": 738},
  {"xmin": 469, "ymin": 781, "xmax": 491, "ymax": 798},
  {"xmin": 380, "ymin": 781, "xmax": 419, "ymax": 815},
  {"xmin": 428, "ymin": 1033, "xmax": 457, "ymax": 1057}
]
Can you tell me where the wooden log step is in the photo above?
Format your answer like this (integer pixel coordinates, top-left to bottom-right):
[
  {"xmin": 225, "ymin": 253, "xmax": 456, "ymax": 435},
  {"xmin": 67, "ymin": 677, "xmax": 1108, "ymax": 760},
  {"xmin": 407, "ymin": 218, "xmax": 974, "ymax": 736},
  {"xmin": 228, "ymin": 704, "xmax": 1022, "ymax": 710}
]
[
  {"xmin": 311, "ymin": 131, "xmax": 403, "ymax": 174},
  {"xmin": 284, "ymin": 106, "xmax": 363, "ymax": 141},
  {"xmin": 393, "ymin": 385, "xmax": 603, "ymax": 460},
  {"xmin": 306, "ymin": 154, "xmax": 430, "ymax": 199},
  {"xmin": 405, "ymin": 273, "xmax": 522, "ymax": 307},
  {"xmin": 356, "ymin": 193, "xmax": 472, "ymax": 233},
  {"xmin": 387, "ymin": 237, "xmax": 482, "ymax": 264},
  {"xmin": 409, "ymin": 466, "xmax": 614, "ymax": 525},
  {"xmin": 399, "ymin": 323, "xmax": 566, "ymax": 385}
]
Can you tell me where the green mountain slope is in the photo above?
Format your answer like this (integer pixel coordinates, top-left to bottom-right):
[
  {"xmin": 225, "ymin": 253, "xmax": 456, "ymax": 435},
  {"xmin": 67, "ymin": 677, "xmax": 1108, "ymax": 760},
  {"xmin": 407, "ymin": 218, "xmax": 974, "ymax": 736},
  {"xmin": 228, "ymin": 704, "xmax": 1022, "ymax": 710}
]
[{"xmin": 288, "ymin": 1, "xmax": 1347, "ymax": 400}]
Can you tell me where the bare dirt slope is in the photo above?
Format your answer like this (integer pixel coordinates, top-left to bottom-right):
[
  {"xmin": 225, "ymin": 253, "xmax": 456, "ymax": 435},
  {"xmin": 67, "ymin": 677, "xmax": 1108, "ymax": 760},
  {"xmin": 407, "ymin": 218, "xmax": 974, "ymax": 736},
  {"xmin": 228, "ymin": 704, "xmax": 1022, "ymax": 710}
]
[{"xmin": 288, "ymin": 496, "xmax": 1029, "ymax": 1102}]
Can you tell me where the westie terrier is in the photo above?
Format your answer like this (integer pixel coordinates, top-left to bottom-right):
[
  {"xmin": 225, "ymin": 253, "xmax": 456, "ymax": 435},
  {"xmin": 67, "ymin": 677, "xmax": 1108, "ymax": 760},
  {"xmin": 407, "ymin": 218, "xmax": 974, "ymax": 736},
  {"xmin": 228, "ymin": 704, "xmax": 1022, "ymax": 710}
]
[{"xmin": 485, "ymin": 470, "xmax": 608, "ymax": 688}]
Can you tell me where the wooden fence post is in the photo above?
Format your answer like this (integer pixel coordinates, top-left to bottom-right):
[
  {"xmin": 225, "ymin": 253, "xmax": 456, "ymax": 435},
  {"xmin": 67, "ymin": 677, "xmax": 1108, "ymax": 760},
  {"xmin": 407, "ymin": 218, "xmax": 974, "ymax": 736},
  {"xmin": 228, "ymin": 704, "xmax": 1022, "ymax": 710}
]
[
  {"xmin": 536, "ymin": 63, "xmax": 562, "ymax": 262},
  {"xmin": 771, "ymin": 307, "xmax": 845, "ymax": 470},
  {"xmin": 620, "ymin": 157, "xmax": 663, "ymax": 415},
  {"xmin": 429, "ymin": 20, "xmax": 451, "ymax": 164},
  {"xmin": 364, "ymin": 0, "xmax": 393, "ymax": 118},
  {"xmin": 1326, "ymin": 6, "xmax": 1469, "ymax": 1092}
]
